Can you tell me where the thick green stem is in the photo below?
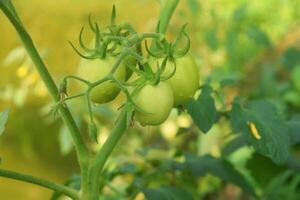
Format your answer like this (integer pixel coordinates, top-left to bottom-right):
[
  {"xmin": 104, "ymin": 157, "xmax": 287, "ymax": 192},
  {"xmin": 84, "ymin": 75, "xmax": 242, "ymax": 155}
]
[
  {"xmin": 84, "ymin": 108, "xmax": 128, "ymax": 200},
  {"xmin": 157, "ymin": 0, "xmax": 180, "ymax": 34},
  {"xmin": 0, "ymin": 169, "xmax": 79, "ymax": 200}
]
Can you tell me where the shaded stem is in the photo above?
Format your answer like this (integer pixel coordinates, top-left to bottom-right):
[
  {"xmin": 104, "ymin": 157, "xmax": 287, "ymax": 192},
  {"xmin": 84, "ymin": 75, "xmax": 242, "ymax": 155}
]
[
  {"xmin": 0, "ymin": 169, "xmax": 79, "ymax": 200},
  {"xmin": 85, "ymin": 108, "xmax": 128, "ymax": 200}
]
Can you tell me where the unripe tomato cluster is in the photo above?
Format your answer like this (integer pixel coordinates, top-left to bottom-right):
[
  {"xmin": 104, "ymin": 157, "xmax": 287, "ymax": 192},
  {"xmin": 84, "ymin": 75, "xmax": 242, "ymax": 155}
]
[
  {"xmin": 68, "ymin": 9, "xmax": 199, "ymax": 127},
  {"xmin": 78, "ymin": 53, "xmax": 199, "ymax": 126}
]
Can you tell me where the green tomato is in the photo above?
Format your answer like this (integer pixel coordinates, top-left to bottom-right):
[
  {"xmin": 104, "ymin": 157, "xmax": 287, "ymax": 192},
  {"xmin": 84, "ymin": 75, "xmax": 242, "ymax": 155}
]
[
  {"xmin": 113, "ymin": 45, "xmax": 137, "ymax": 80},
  {"xmin": 124, "ymin": 54, "xmax": 137, "ymax": 80},
  {"xmin": 77, "ymin": 57, "xmax": 126, "ymax": 104},
  {"xmin": 150, "ymin": 55, "xmax": 199, "ymax": 106},
  {"xmin": 133, "ymin": 82, "xmax": 173, "ymax": 126}
]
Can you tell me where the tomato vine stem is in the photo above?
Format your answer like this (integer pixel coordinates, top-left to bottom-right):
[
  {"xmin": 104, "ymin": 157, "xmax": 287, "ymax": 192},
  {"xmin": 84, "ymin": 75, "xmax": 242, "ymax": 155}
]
[{"xmin": 0, "ymin": 169, "xmax": 79, "ymax": 200}]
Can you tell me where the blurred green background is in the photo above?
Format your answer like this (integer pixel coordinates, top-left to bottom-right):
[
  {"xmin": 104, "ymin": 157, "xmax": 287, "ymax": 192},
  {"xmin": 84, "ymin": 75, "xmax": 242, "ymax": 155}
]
[{"xmin": 1, "ymin": 0, "xmax": 300, "ymax": 199}]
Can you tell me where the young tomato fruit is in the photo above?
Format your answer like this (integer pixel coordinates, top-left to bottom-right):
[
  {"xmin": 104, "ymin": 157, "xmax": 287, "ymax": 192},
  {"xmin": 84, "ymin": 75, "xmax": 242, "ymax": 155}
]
[
  {"xmin": 150, "ymin": 55, "xmax": 199, "ymax": 106},
  {"xmin": 133, "ymin": 82, "xmax": 173, "ymax": 126},
  {"xmin": 77, "ymin": 57, "xmax": 126, "ymax": 103}
]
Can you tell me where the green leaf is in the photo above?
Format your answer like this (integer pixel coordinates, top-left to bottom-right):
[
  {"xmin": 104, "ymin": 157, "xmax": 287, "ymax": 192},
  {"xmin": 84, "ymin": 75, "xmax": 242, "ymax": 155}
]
[
  {"xmin": 178, "ymin": 154, "xmax": 256, "ymax": 196},
  {"xmin": 246, "ymin": 25, "xmax": 271, "ymax": 48},
  {"xmin": 291, "ymin": 65, "xmax": 300, "ymax": 91},
  {"xmin": 143, "ymin": 185, "xmax": 194, "ymax": 200},
  {"xmin": 204, "ymin": 28, "xmax": 218, "ymax": 51},
  {"xmin": 280, "ymin": 48, "xmax": 300, "ymax": 69},
  {"xmin": 222, "ymin": 135, "xmax": 248, "ymax": 156},
  {"xmin": 0, "ymin": 109, "xmax": 10, "ymax": 136},
  {"xmin": 186, "ymin": 0, "xmax": 200, "ymax": 15},
  {"xmin": 230, "ymin": 99, "xmax": 290, "ymax": 164},
  {"xmin": 246, "ymin": 153, "xmax": 285, "ymax": 187},
  {"xmin": 187, "ymin": 85, "xmax": 217, "ymax": 133},
  {"xmin": 287, "ymin": 115, "xmax": 300, "ymax": 145},
  {"xmin": 263, "ymin": 171, "xmax": 300, "ymax": 200}
]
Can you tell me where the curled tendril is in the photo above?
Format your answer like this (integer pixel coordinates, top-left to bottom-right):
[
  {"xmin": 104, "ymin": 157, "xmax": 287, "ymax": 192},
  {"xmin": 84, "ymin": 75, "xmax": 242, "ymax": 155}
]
[
  {"xmin": 173, "ymin": 31, "xmax": 190, "ymax": 58},
  {"xmin": 111, "ymin": 5, "xmax": 116, "ymax": 25},
  {"xmin": 79, "ymin": 27, "xmax": 94, "ymax": 52},
  {"xmin": 145, "ymin": 40, "xmax": 165, "ymax": 58},
  {"xmin": 145, "ymin": 24, "xmax": 191, "ymax": 59},
  {"xmin": 68, "ymin": 41, "xmax": 99, "ymax": 59},
  {"xmin": 161, "ymin": 59, "xmax": 177, "ymax": 81},
  {"xmin": 94, "ymin": 22, "xmax": 101, "ymax": 49},
  {"xmin": 88, "ymin": 15, "xmax": 96, "ymax": 32}
]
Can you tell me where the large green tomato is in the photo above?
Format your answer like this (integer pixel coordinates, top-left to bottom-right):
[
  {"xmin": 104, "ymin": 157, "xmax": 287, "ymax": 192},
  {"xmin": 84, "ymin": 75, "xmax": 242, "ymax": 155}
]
[
  {"xmin": 150, "ymin": 55, "xmax": 199, "ymax": 106},
  {"xmin": 133, "ymin": 82, "xmax": 173, "ymax": 126},
  {"xmin": 77, "ymin": 57, "xmax": 126, "ymax": 104}
]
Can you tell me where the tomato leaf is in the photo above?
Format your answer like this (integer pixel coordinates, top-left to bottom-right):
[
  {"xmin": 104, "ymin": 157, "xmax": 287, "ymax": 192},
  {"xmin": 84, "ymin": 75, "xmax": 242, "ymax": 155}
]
[
  {"xmin": 0, "ymin": 109, "xmax": 10, "ymax": 136},
  {"xmin": 222, "ymin": 135, "xmax": 248, "ymax": 156},
  {"xmin": 291, "ymin": 65, "xmax": 300, "ymax": 91},
  {"xmin": 287, "ymin": 115, "xmax": 300, "ymax": 145},
  {"xmin": 280, "ymin": 48, "xmax": 300, "ymax": 69},
  {"xmin": 187, "ymin": 85, "xmax": 217, "ymax": 133},
  {"xmin": 174, "ymin": 154, "xmax": 256, "ymax": 196},
  {"xmin": 230, "ymin": 98, "xmax": 290, "ymax": 164},
  {"xmin": 143, "ymin": 185, "xmax": 194, "ymax": 200},
  {"xmin": 245, "ymin": 25, "xmax": 271, "ymax": 48}
]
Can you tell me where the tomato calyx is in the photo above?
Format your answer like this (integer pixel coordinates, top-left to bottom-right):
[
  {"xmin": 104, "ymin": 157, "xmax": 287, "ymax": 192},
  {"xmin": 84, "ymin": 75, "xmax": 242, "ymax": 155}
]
[{"xmin": 145, "ymin": 24, "xmax": 190, "ymax": 59}]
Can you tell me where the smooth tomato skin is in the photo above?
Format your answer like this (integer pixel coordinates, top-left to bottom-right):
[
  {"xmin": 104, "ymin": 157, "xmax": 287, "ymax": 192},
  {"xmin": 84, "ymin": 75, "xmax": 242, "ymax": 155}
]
[
  {"xmin": 78, "ymin": 57, "xmax": 126, "ymax": 104},
  {"xmin": 150, "ymin": 55, "xmax": 199, "ymax": 106},
  {"xmin": 133, "ymin": 82, "xmax": 173, "ymax": 126}
]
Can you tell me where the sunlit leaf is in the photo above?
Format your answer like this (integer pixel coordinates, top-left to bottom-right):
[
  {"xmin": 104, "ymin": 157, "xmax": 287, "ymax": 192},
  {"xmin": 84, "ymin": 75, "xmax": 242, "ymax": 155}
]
[{"xmin": 0, "ymin": 109, "xmax": 10, "ymax": 136}]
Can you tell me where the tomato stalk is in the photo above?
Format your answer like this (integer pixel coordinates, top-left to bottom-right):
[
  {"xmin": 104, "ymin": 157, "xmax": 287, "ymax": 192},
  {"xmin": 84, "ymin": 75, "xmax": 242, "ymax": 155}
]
[{"xmin": 0, "ymin": 169, "xmax": 79, "ymax": 199}]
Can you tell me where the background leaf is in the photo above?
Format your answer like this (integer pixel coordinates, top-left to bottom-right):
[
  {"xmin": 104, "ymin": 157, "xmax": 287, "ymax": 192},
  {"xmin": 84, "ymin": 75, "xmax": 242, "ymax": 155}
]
[
  {"xmin": 230, "ymin": 99, "xmax": 290, "ymax": 164},
  {"xmin": 174, "ymin": 154, "xmax": 256, "ymax": 196},
  {"xmin": 187, "ymin": 85, "xmax": 217, "ymax": 133},
  {"xmin": 143, "ymin": 185, "xmax": 194, "ymax": 200}
]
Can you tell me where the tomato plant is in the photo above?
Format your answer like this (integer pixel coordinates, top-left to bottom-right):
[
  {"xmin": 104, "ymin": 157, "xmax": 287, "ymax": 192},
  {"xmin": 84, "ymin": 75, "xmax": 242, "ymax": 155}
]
[{"xmin": 1, "ymin": 0, "xmax": 300, "ymax": 200}]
